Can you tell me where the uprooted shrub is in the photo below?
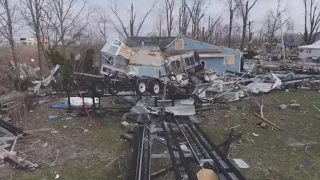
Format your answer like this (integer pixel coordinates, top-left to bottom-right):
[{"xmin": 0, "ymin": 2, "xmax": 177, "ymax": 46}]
[{"xmin": 46, "ymin": 47, "xmax": 95, "ymax": 90}]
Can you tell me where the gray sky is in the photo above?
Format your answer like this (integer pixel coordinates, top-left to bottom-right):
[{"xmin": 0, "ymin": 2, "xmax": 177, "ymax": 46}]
[
  {"xmin": 90, "ymin": 0, "xmax": 305, "ymax": 40},
  {"xmin": 12, "ymin": 0, "xmax": 305, "ymax": 40}
]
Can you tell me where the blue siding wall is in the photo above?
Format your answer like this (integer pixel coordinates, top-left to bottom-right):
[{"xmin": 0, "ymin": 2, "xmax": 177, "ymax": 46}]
[
  {"xmin": 202, "ymin": 57, "xmax": 239, "ymax": 75},
  {"xmin": 166, "ymin": 36, "xmax": 241, "ymax": 73},
  {"xmin": 166, "ymin": 37, "xmax": 219, "ymax": 50}
]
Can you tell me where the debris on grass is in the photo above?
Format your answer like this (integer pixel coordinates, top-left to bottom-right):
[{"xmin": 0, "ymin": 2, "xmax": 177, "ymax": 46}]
[
  {"xmin": 297, "ymin": 159, "xmax": 311, "ymax": 169},
  {"xmin": 62, "ymin": 117, "xmax": 72, "ymax": 121},
  {"xmin": 41, "ymin": 142, "xmax": 48, "ymax": 148},
  {"xmin": 256, "ymin": 122, "xmax": 268, "ymax": 129},
  {"xmin": 254, "ymin": 112, "xmax": 282, "ymax": 131},
  {"xmin": 48, "ymin": 115, "xmax": 58, "ymax": 120},
  {"xmin": 290, "ymin": 104, "xmax": 301, "ymax": 109},
  {"xmin": 279, "ymin": 104, "xmax": 288, "ymax": 110},
  {"xmin": 286, "ymin": 138, "xmax": 318, "ymax": 147},
  {"xmin": 233, "ymin": 158, "xmax": 250, "ymax": 169},
  {"xmin": 252, "ymin": 133, "xmax": 259, "ymax": 137}
]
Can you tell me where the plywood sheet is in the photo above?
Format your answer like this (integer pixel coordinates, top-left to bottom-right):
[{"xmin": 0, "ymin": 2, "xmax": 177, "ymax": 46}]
[
  {"xmin": 225, "ymin": 55, "xmax": 235, "ymax": 65},
  {"xmin": 175, "ymin": 39, "xmax": 184, "ymax": 50}
]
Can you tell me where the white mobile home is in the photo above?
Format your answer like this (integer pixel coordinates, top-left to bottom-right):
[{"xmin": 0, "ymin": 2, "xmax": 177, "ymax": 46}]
[{"xmin": 298, "ymin": 40, "xmax": 320, "ymax": 60}]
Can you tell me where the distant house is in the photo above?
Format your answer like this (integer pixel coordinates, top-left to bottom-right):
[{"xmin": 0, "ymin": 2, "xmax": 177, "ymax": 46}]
[
  {"xmin": 298, "ymin": 40, "xmax": 320, "ymax": 59},
  {"xmin": 20, "ymin": 37, "xmax": 49, "ymax": 45},
  {"xmin": 20, "ymin": 37, "xmax": 37, "ymax": 45}
]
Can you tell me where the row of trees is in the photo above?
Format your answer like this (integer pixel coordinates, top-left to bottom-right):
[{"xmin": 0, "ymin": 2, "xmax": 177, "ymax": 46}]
[
  {"xmin": 0, "ymin": 0, "xmax": 93, "ymax": 77},
  {"xmin": 108, "ymin": 0, "xmax": 320, "ymax": 50},
  {"xmin": 1, "ymin": 0, "xmax": 320, "ymax": 77}
]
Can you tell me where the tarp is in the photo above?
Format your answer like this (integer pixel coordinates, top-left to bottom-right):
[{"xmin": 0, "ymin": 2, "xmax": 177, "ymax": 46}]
[{"xmin": 284, "ymin": 41, "xmax": 293, "ymax": 47}]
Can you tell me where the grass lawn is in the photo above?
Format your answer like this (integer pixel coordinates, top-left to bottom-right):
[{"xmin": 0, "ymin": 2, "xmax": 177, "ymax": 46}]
[{"xmin": 202, "ymin": 91, "xmax": 320, "ymax": 180}]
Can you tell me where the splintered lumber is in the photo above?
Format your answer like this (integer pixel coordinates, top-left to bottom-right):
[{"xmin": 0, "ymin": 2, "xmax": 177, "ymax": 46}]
[
  {"xmin": 313, "ymin": 105, "xmax": 320, "ymax": 112},
  {"xmin": 7, "ymin": 154, "xmax": 39, "ymax": 170},
  {"xmin": 0, "ymin": 91, "xmax": 26, "ymax": 104},
  {"xmin": 0, "ymin": 148, "xmax": 38, "ymax": 170},
  {"xmin": 260, "ymin": 101, "xmax": 264, "ymax": 118},
  {"xmin": 23, "ymin": 128, "xmax": 54, "ymax": 134},
  {"xmin": 254, "ymin": 112, "xmax": 282, "ymax": 131}
]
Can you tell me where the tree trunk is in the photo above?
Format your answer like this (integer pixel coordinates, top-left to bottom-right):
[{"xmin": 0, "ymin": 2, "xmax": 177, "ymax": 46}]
[
  {"xmin": 240, "ymin": 17, "xmax": 247, "ymax": 51},
  {"xmin": 228, "ymin": 11, "xmax": 233, "ymax": 48},
  {"xmin": 35, "ymin": 32, "xmax": 42, "ymax": 77}
]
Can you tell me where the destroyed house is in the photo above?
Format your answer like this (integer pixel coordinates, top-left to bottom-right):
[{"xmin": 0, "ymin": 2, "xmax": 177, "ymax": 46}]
[
  {"xmin": 100, "ymin": 36, "xmax": 242, "ymax": 76},
  {"xmin": 163, "ymin": 35, "xmax": 242, "ymax": 75}
]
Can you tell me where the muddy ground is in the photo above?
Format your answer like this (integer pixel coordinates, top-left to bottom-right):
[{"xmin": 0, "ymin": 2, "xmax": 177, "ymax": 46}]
[{"xmin": 1, "ymin": 91, "xmax": 320, "ymax": 180}]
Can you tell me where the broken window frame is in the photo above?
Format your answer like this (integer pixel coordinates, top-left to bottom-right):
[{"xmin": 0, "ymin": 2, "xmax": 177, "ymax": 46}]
[{"xmin": 102, "ymin": 53, "xmax": 115, "ymax": 66}]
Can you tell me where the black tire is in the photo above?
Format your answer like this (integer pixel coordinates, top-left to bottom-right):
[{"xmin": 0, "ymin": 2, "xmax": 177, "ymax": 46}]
[
  {"xmin": 136, "ymin": 79, "xmax": 147, "ymax": 95},
  {"xmin": 294, "ymin": 83, "xmax": 302, "ymax": 89},
  {"xmin": 149, "ymin": 81, "xmax": 161, "ymax": 95},
  {"xmin": 108, "ymin": 88, "xmax": 118, "ymax": 96}
]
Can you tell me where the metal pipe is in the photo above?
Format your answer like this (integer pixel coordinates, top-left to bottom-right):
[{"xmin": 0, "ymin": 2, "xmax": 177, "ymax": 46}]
[
  {"xmin": 174, "ymin": 117, "xmax": 201, "ymax": 164},
  {"xmin": 168, "ymin": 123, "xmax": 197, "ymax": 180},
  {"xmin": 162, "ymin": 122, "xmax": 183, "ymax": 180},
  {"xmin": 192, "ymin": 122, "xmax": 246, "ymax": 180}
]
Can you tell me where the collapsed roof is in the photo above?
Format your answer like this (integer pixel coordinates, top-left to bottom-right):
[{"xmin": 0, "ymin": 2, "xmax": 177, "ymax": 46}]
[{"xmin": 126, "ymin": 36, "xmax": 177, "ymax": 50}]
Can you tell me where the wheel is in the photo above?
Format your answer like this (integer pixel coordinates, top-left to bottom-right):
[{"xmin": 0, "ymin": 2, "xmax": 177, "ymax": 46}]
[
  {"xmin": 166, "ymin": 84, "xmax": 177, "ymax": 97},
  {"xmin": 149, "ymin": 81, "xmax": 160, "ymax": 95},
  {"xmin": 93, "ymin": 84, "xmax": 104, "ymax": 97},
  {"xmin": 108, "ymin": 88, "xmax": 118, "ymax": 96},
  {"xmin": 136, "ymin": 79, "xmax": 147, "ymax": 95},
  {"xmin": 294, "ymin": 83, "xmax": 302, "ymax": 89}
]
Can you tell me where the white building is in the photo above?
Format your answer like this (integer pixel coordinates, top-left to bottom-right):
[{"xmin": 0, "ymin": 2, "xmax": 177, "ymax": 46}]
[
  {"xmin": 20, "ymin": 37, "xmax": 37, "ymax": 45},
  {"xmin": 298, "ymin": 40, "xmax": 320, "ymax": 60}
]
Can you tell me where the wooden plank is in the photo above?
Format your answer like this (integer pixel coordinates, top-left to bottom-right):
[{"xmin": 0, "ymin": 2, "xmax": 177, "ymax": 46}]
[
  {"xmin": 0, "ymin": 91, "xmax": 26, "ymax": 104},
  {"xmin": 254, "ymin": 113, "xmax": 282, "ymax": 131}
]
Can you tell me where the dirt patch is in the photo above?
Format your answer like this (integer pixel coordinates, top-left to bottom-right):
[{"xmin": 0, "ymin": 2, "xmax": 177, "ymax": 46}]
[{"xmin": 1, "ymin": 97, "xmax": 130, "ymax": 179}]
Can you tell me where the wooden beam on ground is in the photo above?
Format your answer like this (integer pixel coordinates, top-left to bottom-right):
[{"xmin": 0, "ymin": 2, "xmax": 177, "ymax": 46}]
[{"xmin": 254, "ymin": 112, "xmax": 282, "ymax": 131}]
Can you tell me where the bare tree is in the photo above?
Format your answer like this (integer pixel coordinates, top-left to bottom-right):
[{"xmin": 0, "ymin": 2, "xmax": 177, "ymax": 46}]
[
  {"xmin": 186, "ymin": 0, "xmax": 208, "ymax": 38},
  {"xmin": 20, "ymin": 0, "xmax": 45, "ymax": 76},
  {"xmin": 236, "ymin": 0, "xmax": 259, "ymax": 51},
  {"xmin": 178, "ymin": 0, "xmax": 190, "ymax": 35},
  {"xmin": 247, "ymin": 20, "xmax": 253, "ymax": 50},
  {"xmin": 156, "ymin": 14, "xmax": 163, "ymax": 37},
  {"xmin": 164, "ymin": 0, "xmax": 175, "ymax": 37},
  {"xmin": 0, "ymin": 0, "xmax": 19, "ymax": 79},
  {"xmin": 302, "ymin": 0, "xmax": 320, "ymax": 44},
  {"xmin": 44, "ymin": 0, "xmax": 91, "ymax": 56},
  {"xmin": 109, "ymin": 0, "xmax": 155, "ymax": 38},
  {"xmin": 201, "ymin": 15, "xmax": 221, "ymax": 43},
  {"xmin": 95, "ymin": 8, "xmax": 109, "ymax": 44},
  {"xmin": 263, "ymin": 0, "xmax": 286, "ymax": 45},
  {"xmin": 226, "ymin": 0, "xmax": 238, "ymax": 47}
]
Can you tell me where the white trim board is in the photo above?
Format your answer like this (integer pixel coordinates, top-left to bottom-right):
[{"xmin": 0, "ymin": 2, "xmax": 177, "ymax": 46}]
[{"xmin": 199, "ymin": 54, "xmax": 225, "ymax": 58}]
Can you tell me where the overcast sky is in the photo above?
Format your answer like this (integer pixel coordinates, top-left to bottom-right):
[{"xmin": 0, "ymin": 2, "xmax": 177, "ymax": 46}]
[
  {"xmin": 12, "ymin": 0, "xmax": 305, "ymax": 41},
  {"xmin": 89, "ymin": 0, "xmax": 305, "ymax": 40}
]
